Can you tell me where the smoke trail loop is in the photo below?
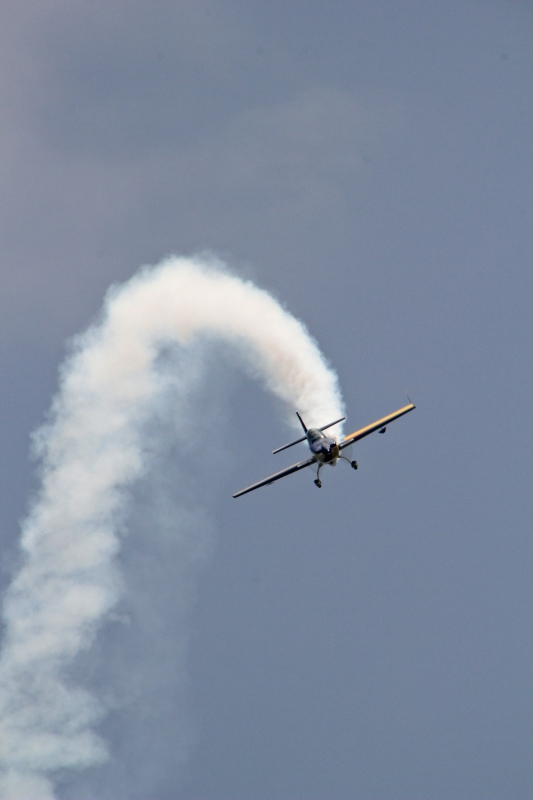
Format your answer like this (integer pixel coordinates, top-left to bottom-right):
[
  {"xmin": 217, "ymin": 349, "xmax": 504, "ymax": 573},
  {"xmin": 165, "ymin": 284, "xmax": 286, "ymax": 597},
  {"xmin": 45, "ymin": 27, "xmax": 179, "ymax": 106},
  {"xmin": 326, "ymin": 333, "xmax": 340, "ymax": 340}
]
[{"xmin": 0, "ymin": 255, "xmax": 344, "ymax": 799}]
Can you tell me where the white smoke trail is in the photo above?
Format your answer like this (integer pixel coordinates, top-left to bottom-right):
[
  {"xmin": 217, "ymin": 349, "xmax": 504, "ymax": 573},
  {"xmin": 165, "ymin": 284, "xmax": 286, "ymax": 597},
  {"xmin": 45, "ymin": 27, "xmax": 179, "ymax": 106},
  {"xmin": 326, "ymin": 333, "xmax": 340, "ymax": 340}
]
[{"xmin": 0, "ymin": 255, "xmax": 344, "ymax": 799}]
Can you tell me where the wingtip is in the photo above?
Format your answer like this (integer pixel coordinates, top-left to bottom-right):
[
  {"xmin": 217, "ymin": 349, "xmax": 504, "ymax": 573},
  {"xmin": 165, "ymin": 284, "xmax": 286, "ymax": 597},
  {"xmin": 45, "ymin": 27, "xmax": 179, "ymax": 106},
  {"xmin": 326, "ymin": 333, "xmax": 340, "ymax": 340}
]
[{"xmin": 405, "ymin": 392, "xmax": 415, "ymax": 407}]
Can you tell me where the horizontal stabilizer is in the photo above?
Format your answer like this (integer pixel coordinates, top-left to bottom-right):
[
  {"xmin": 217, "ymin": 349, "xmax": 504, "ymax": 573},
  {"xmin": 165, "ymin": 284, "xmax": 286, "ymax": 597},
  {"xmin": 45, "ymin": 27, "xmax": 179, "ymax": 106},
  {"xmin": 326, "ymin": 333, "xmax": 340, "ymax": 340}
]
[
  {"xmin": 319, "ymin": 416, "xmax": 345, "ymax": 433},
  {"xmin": 272, "ymin": 434, "xmax": 307, "ymax": 454}
]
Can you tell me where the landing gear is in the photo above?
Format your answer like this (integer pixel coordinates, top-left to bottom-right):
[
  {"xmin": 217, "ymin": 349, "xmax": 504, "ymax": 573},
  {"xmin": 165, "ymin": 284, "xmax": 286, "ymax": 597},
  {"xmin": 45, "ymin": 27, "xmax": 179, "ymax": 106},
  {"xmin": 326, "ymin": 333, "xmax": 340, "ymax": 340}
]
[
  {"xmin": 313, "ymin": 458, "xmax": 356, "ymax": 488},
  {"xmin": 339, "ymin": 455, "xmax": 358, "ymax": 470}
]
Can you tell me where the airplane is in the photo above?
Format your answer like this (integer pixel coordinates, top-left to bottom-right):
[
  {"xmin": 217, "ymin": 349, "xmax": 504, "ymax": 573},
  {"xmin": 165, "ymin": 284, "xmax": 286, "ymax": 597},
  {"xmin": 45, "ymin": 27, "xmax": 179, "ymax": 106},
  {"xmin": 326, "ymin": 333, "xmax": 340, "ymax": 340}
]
[{"xmin": 232, "ymin": 401, "xmax": 415, "ymax": 498}]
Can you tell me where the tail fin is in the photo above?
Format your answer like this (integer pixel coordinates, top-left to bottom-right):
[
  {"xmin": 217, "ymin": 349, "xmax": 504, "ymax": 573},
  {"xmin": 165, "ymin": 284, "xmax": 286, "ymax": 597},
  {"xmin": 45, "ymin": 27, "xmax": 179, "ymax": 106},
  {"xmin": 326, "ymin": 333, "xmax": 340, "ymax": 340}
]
[
  {"xmin": 273, "ymin": 413, "xmax": 345, "ymax": 454},
  {"xmin": 296, "ymin": 411, "xmax": 308, "ymax": 433}
]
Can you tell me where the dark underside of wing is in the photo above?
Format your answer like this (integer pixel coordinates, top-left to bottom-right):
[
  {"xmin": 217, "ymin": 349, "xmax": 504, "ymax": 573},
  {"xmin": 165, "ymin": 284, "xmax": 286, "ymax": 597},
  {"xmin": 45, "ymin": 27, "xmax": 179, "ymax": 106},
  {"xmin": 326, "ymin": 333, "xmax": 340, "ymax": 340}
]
[{"xmin": 233, "ymin": 457, "xmax": 315, "ymax": 498}]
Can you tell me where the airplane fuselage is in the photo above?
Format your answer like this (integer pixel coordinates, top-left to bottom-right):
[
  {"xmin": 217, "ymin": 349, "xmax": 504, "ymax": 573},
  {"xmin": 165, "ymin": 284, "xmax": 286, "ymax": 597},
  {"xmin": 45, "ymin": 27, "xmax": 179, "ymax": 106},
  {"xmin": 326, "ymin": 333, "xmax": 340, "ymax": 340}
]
[
  {"xmin": 307, "ymin": 429, "xmax": 340, "ymax": 464},
  {"xmin": 232, "ymin": 402, "xmax": 415, "ymax": 498}
]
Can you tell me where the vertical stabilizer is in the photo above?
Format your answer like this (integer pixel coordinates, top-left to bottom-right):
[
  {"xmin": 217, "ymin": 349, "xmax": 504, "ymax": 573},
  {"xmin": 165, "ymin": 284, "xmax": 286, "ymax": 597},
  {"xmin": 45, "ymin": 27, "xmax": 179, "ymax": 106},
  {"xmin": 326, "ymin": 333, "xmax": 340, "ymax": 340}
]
[{"xmin": 296, "ymin": 412, "xmax": 308, "ymax": 433}]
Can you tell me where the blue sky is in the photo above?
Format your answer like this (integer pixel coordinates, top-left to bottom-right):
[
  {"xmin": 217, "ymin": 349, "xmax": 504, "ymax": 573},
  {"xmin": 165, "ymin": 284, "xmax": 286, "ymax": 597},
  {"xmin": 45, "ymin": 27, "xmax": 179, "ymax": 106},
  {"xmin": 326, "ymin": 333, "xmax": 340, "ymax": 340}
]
[{"xmin": 1, "ymin": 2, "xmax": 531, "ymax": 798}]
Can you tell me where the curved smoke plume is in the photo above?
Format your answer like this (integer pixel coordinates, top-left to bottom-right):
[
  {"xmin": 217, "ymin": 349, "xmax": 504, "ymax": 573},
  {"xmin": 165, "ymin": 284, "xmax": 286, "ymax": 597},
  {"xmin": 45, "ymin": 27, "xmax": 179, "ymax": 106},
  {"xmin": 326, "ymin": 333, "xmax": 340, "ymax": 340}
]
[{"xmin": 0, "ymin": 255, "xmax": 344, "ymax": 799}]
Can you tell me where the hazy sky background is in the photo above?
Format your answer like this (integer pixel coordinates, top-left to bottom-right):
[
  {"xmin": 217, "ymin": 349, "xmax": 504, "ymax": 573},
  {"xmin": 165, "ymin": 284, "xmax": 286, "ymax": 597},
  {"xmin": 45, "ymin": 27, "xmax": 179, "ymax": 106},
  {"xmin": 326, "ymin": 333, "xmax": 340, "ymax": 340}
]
[{"xmin": 1, "ymin": 1, "xmax": 532, "ymax": 798}]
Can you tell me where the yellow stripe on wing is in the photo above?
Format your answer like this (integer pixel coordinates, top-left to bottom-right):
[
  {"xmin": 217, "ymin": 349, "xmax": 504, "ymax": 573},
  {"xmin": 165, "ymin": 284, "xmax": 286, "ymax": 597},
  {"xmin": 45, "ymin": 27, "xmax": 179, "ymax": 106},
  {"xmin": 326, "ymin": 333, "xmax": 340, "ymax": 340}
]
[{"xmin": 339, "ymin": 403, "xmax": 415, "ymax": 449}]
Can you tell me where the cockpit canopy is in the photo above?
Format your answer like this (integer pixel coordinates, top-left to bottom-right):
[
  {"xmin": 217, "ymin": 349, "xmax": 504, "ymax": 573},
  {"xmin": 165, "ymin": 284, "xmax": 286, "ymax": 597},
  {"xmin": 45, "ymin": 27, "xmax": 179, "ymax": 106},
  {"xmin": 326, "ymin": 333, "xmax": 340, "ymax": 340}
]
[{"xmin": 306, "ymin": 428, "xmax": 323, "ymax": 443}]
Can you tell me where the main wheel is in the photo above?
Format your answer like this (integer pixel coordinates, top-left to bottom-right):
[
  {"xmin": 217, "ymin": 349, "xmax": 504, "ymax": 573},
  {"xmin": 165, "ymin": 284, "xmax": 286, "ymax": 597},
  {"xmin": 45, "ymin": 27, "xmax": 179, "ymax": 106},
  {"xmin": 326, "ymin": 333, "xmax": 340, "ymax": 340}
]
[
  {"xmin": 351, "ymin": 460, "xmax": 358, "ymax": 470},
  {"xmin": 314, "ymin": 479, "xmax": 322, "ymax": 488}
]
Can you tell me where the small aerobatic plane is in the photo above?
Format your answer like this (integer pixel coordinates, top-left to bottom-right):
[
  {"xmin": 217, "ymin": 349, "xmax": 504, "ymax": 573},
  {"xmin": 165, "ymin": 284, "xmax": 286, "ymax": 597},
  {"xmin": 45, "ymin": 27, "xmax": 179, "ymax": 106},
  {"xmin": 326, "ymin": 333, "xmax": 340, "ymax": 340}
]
[{"xmin": 232, "ymin": 401, "xmax": 415, "ymax": 498}]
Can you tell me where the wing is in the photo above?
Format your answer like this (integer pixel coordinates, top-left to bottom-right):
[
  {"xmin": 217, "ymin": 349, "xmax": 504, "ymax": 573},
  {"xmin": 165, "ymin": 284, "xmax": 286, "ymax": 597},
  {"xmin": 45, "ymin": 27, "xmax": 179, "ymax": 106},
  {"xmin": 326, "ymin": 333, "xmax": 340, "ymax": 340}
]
[
  {"xmin": 339, "ymin": 402, "xmax": 415, "ymax": 449},
  {"xmin": 233, "ymin": 457, "xmax": 315, "ymax": 498}
]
